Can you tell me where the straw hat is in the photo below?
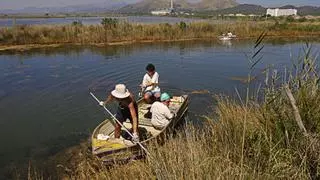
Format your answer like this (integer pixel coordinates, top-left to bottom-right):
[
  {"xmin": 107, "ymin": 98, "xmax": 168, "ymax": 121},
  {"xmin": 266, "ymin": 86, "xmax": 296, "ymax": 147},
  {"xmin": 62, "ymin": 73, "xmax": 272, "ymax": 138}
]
[{"xmin": 111, "ymin": 84, "xmax": 130, "ymax": 99}]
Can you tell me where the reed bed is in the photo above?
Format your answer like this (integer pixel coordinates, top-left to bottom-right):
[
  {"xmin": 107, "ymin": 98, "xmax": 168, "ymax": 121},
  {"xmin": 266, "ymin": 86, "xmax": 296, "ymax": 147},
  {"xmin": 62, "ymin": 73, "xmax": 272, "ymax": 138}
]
[{"xmin": 1, "ymin": 20, "xmax": 319, "ymax": 46}]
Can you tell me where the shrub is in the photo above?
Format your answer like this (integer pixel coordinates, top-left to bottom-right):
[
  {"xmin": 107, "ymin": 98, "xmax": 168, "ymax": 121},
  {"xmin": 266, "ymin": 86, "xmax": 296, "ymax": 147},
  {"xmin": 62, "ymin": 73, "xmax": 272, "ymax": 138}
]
[
  {"xmin": 178, "ymin": 21, "xmax": 187, "ymax": 31},
  {"xmin": 72, "ymin": 20, "xmax": 83, "ymax": 26},
  {"xmin": 101, "ymin": 18, "xmax": 118, "ymax": 28},
  {"xmin": 286, "ymin": 15, "xmax": 295, "ymax": 22}
]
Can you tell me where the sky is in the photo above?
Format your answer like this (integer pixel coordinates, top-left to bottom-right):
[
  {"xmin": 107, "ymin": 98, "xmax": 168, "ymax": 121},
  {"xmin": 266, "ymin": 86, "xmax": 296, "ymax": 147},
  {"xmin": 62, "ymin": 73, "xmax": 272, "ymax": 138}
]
[{"xmin": 0, "ymin": 0, "xmax": 319, "ymax": 10}]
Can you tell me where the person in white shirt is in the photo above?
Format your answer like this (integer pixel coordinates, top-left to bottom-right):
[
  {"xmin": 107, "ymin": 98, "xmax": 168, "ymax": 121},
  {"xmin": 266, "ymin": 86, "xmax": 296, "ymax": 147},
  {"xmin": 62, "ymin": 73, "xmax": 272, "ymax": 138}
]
[
  {"xmin": 141, "ymin": 63, "xmax": 161, "ymax": 103},
  {"xmin": 150, "ymin": 92, "xmax": 174, "ymax": 129}
]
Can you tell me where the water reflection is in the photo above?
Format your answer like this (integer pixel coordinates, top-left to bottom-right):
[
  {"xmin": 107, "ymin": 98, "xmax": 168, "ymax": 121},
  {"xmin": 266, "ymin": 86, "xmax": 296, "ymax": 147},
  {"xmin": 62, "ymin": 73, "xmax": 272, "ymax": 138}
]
[
  {"xmin": 220, "ymin": 39, "xmax": 232, "ymax": 47},
  {"xmin": 1, "ymin": 38, "xmax": 318, "ymax": 58}
]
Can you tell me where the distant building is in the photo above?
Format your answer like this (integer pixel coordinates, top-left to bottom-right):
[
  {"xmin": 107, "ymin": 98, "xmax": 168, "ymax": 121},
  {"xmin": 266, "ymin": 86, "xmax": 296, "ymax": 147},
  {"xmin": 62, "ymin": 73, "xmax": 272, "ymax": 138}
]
[
  {"xmin": 151, "ymin": 0, "xmax": 174, "ymax": 15},
  {"xmin": 235, "ymin": 13, "xmax": 245, "ymax": 16},
  {"xmin": 266, "ymin": 8, "xmax": 297, "ymax": 17},
  {"xmin": 151, "ymin": 9, "xmax": 173, "ymax": 15}
]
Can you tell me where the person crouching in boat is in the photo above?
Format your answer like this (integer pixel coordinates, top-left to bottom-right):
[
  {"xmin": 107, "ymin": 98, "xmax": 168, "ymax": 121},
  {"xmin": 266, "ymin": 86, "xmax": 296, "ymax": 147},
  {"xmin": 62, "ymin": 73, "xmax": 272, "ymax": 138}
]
[
  {"xmin": 100, "ymin": 84, "xmax": 139, "ymax": 142},
  {"xmin": 150, "ymin": 92, "xmax": 174, "ymax": 130},
  {"xmin": 140, "ymin": 63, "xmax": 161, "ymax": 104}
]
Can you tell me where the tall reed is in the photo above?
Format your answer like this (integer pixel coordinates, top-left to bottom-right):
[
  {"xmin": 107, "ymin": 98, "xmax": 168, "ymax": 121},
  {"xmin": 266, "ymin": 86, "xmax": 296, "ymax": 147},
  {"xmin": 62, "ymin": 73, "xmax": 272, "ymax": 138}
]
[{"xmin": 1, "ymin": 20, "xmax": 319, "ymax": 46}]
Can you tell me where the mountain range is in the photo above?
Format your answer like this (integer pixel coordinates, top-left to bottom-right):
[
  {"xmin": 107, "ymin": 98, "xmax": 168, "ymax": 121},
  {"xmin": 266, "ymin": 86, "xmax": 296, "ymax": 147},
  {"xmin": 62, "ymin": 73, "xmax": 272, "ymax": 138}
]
[
  {"xmin": 0, "ymin": 2, "xmax": 128, "ymax": 14},
  {"xmin": 0, "ymin": 0, "xmax": 319, "ymax": 16},
  {"xmin": 118, "ymin": 0, "xmax": 238, "ymax": 13}
]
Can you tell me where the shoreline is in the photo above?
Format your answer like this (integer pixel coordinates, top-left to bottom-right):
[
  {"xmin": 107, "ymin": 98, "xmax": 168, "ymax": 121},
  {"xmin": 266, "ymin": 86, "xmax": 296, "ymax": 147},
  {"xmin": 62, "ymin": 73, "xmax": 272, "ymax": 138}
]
[{"xmin": 0, "ymin": 35, "xmax": 318, "ymax": 52}]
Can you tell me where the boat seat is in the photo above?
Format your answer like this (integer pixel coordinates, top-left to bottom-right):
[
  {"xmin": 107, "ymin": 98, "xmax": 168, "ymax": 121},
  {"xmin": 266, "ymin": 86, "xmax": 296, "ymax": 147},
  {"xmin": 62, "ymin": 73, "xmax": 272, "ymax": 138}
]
[{"xmin": 139, "ymin": 118, "xmax": 153, "ymax": 126}]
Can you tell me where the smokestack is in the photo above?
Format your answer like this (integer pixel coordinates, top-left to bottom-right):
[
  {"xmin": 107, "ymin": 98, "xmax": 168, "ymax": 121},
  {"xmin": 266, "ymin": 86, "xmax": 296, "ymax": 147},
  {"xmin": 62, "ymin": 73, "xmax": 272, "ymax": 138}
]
[{"xmin": 171, "ymin": 0, "xmax": 173, "ymax": 9}]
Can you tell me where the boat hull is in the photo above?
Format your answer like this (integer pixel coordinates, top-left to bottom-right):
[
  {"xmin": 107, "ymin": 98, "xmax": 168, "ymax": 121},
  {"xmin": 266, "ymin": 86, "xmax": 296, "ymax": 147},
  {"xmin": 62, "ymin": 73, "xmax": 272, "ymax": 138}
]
[{"xmin": 91, "ymin": 95, "xmax": 189, "ymax": 163}]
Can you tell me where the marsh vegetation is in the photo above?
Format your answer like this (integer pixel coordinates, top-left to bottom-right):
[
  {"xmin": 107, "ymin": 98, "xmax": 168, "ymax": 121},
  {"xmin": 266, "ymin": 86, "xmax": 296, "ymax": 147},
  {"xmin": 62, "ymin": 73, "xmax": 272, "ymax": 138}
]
[{"xmin": 0, "ymin": 18, "xmax": 319, "ymax": 50}]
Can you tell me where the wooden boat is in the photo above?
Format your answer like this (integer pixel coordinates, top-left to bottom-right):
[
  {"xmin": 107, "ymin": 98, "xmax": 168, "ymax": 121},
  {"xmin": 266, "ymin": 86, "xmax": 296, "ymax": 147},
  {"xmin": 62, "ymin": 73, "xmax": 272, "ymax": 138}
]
[{"xmin": 91, "ymin": 95, "xmax": 189, "ymax": 163}]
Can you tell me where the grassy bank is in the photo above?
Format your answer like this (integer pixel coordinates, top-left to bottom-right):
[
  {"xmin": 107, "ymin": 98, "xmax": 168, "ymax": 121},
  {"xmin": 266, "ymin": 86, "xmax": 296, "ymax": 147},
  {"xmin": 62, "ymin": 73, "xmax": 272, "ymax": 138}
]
[
  {"xmin": 0, "ymin": 20, "xmax": 319, "ymax": 50},
  {"xmin": 24, "ymin": 41, "xmax": 320, "ymax": 179}
]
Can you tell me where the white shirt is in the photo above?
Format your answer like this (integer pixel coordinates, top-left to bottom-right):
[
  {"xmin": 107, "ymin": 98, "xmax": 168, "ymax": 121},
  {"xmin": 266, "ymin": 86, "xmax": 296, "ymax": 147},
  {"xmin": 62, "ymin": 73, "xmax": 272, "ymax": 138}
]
[
  {"xmin": 142, "ymin": 72, "xmax": 160, "ymax": 92},
  {"xmin": 150, "ymin": 101, "xmax": 173, "ymax": 128}
]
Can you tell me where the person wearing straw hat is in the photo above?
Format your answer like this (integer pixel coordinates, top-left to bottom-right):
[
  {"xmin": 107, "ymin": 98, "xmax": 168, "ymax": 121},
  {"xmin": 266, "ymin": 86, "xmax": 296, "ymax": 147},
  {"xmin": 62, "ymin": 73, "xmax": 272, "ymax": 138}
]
[
  {"xmin": 150, "ymin": 92, "xmax": 174, "ymax": 130},
  {"xmin": 100, "ymin": 84, "xmax": 139, "ymax": 142},
  {"xmin": 140, "ymin": 63, "xmax": 161, "ymax": 103}
]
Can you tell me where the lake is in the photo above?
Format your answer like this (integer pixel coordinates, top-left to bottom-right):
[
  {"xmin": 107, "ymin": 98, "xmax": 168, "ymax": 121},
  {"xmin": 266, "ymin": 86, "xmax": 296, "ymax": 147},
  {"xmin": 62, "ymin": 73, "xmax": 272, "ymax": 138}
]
[
  {"xmin": 0, "ymin": 16, "xmax": 208, "ymax": 27},
  {"xmin": 0, "ymin": 39, "xmax": 319, "ymax": 178}
]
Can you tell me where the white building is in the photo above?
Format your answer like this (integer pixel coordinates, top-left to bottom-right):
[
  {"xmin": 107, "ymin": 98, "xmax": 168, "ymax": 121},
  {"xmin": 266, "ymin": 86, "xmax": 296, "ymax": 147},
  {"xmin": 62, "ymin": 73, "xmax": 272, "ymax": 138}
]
[
  {"xmin": 151, "ymin": 0, "xmax": 174, "ymax": 15},
  {"xmin": 151, "ymin": 9, "xmax": 173, "ymax": 15},
  {"xmin": 266, "ymin": 8, "xmax": 297, "ymax": 17}
]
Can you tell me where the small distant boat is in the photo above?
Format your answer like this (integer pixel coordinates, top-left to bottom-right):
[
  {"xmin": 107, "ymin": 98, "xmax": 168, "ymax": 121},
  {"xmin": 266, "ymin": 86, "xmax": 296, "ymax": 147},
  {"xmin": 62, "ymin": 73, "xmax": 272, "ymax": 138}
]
[
  {"xmin": 91, "ymin": 95, "xmax": 189, "ymax": 163},
  {"xmin": 218, "ymin": 32, "xmax": 237, "ymax": 41}
]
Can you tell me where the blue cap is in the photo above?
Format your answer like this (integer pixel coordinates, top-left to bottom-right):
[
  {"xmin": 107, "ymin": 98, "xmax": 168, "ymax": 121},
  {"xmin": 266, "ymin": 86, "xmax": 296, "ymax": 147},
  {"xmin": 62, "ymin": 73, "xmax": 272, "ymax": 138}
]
[{"xmin": 160, "ymin": 93, "xmax": 171, "ymax": 101}]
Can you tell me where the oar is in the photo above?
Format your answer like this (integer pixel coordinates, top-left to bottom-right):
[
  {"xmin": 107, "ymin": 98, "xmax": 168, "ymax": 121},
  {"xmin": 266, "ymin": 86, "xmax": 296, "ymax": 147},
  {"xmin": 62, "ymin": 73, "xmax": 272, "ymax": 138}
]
[{"xmin": 89, "ymin": 92, "xmax": 149, "ymax": 155}]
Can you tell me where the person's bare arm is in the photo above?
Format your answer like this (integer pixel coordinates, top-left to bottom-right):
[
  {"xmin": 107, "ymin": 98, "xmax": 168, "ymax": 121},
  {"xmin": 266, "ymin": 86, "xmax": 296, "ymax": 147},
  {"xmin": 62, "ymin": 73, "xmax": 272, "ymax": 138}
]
[
  {"xmin": 102, "ymin": 94, "xmax": 113, "ymax": 105},
  {"xmin": 141, "ymin": 82, "xmax": 158, "ymax": 88},
  {"xmin": 147, "ymin": 82, "xmax": 159, "ymax": 87},
  {"xmin": 128, "ymin": 102, "xmax": 138, "ymax": 134}
]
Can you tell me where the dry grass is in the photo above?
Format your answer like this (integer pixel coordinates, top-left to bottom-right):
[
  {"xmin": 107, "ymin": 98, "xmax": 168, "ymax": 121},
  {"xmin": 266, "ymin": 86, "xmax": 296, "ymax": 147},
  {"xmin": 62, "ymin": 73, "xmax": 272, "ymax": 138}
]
[{"xmin": 0, "ymin": 21, "xmax": 319, "ymax": 47}]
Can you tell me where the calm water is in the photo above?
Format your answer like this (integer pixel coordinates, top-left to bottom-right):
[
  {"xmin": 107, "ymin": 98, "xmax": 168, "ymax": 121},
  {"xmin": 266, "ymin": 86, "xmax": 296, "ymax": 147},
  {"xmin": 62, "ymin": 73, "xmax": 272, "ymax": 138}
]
[
  {"xmin": 0, "ymin": 16, "xmax": 207, "ymax": 27},
  {"xmin": 0, "ymin": 40, "xmax": 319, "ymax": 178}
]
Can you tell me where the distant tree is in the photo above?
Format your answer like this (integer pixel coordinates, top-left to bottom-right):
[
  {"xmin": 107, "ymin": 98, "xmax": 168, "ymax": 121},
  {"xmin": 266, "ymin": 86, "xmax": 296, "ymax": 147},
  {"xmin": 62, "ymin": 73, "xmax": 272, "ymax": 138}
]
[
  {"xmin": 101, "ymin": 18, "xmax": 118, "ymax": 28},
  {"xmin": 72, "ymin": 20, "xmax": 82, "ymax": 26},
  {"xmin": 298, "ymin": 17, "xmax": 307, "ymax": 22},
  {"xmin": 179, "ymin": 21, "xmax": 187, "ymax": 31},
  {"xmin": 286, "ymin": 15, "xmax": 295, "ymax": 22}
]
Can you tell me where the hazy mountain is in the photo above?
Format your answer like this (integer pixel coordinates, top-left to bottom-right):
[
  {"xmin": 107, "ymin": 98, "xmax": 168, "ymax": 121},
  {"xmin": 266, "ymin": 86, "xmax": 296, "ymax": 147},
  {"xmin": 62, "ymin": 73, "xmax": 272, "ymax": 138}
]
[
  {"xmin": 209, "ymin": 4, "xmax": 265, "ymax": 15},
  {"xmin": 0, "ymin": 2, "xmax": 128, "ymax": 14},
  {"xmin": 281, "ymin": 5, "xmax": 320, "ymax": 16},
  {"xmin": 118, "ymin": 0, "xmax": 191, "ymax": 13},
  {"xmin": 118, "ymin": 0, "xmax": 238, "ymax": 13},
  {"xmin": 1, "ymin": 1, "xmax": 318, "ymax": 16},
  {"xmin": 193, "ymin": 0, "xmax": 238, "ymax": 10}
]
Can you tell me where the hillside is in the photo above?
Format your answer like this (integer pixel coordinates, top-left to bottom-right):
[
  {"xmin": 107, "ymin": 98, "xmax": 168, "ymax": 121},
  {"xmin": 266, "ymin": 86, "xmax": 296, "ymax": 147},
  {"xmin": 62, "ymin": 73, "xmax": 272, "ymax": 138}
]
[
  {"xmin": 118, "ymin": 0, "xmax": 238, "ymax": 13},
  {"xmin": 209, "ymin": 4, "xmax": 265, "ymax": 15},
  {"xmin": 194, "ymin": 0, "xmax": 238, "ymax": 10},
  {"xmin": 0, "ymin": 2, "xmax": 128, "ymax": 14},
  {"xmin": 117, "ymin": 0, "xmax": 191, "ymax": 13},
  {"xmin": 294, "ymin": 6, "xmax": 320, "ymax": 16}
]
